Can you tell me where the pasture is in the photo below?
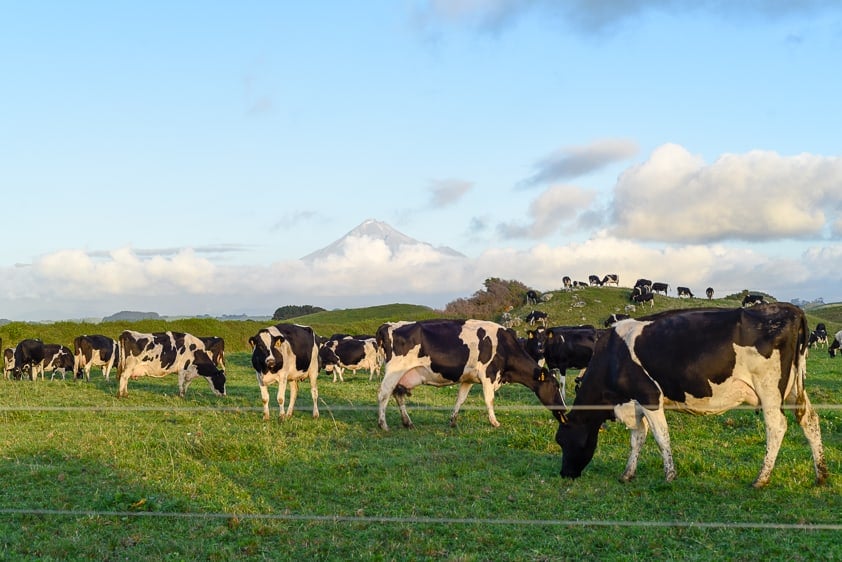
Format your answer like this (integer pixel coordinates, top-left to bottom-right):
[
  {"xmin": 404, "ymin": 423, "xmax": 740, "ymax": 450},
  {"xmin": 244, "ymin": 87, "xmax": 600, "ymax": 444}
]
[{"xmin": 1, "ymin": 346, "xmax": 840, "ymax": 560}]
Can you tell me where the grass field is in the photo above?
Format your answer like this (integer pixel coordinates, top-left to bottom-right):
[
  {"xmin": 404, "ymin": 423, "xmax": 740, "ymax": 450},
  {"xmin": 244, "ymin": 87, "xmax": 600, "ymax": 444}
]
[{"xmin": 1, "ymin": 344, "xmax": 840, "ymax": 560}]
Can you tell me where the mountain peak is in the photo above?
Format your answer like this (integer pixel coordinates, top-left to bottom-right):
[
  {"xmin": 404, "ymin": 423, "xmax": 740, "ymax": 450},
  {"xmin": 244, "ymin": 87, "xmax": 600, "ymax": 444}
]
[{"xmin": 301, "ymin": 219, "xmax": 465, "ymax": 262}]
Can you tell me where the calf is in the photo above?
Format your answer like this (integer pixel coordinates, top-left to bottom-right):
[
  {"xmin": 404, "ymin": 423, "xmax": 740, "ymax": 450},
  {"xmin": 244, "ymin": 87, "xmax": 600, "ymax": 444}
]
[
  {"xmin": 73, "ymin": 334, "xmax": 119, "ymax": 381},
  {"xmin": 117, "ymin": 330, "xmax": 226, "ymax": 398},
  {"xmin": 249, "ymin": 323, "xmax": 320, "ymax": 421},
  {"xmin": 376, "ymin": 319, "xmax": 566, "ymax": 430},
  {"xmin": 555, "ymin": 304, "xmax": 827, "ymax": 488},
  {"xmin": 43, "ymin": 344, "xmax": 75, "ymax": 380}
]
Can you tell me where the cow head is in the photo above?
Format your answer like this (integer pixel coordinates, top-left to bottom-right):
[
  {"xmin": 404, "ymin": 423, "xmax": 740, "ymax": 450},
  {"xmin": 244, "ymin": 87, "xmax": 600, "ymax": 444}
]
[
  {"xmin": 532, "ymin": 366, "xmax": 567, "ymax": 422},
  {"xmin": 555, "ymin": 417, "xmax": 602, "ymax": 479},
  {"xmin": 197, "ymin": 362, "xmax": 226, "ymax": 396},
  {"xmin": 249, "ymin": 330, "xmax": 285, "ymax": 374}
]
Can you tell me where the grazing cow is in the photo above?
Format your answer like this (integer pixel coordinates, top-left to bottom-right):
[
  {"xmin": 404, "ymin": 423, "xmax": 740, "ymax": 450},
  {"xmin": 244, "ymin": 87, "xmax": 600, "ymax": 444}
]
[
  {"xmin": 633, "ymin": 279, "xmax": 652, "ymax": 293},
  {"xmin": 562, "ymin": 276, "xmax": 572, "ymax": 289},
  {"xmin": 43, "ymin": 344, "xmax": 75, "ymax": 380},
  {"xmin": 573, "ymin": 280, "xmax": 588, "ymax": 288},
  {"xmin": 677, "ymin": 286, "xmax": 694, "ymax": 298},
  {"xmin": 376, "ymin": 319, "xmax": 567, "ymax": 430},
  {"xmin": 73, "ymin": 334, "xmax": 119, "ymax": 381},
  {"xmin": 117, "ymin": 330, "xmax": 227, "ymax": 398},
  {"xmin": 543, "ymin": 325, "xmax": 602, "ymax": 395},
  {"xmin": 829, "ymin": 330, "xmax": 842, "ymax": 358},
  {"xmin": 601, "ymin": 274, "xmax": 619, "ymax": 287},
  {"xmin": 13, "ymin": 339, "xmax": 45, "ymax": 381},
  {"xmin": 631, "ymin": 291, "xmax": 655, "ymax": 307},
  {"xmin": 319, "ymin": 335, "xmax": 380, "ymax": 382},
  {"xmin": 604, "ymin": 313, "xmax": 631, "ymax": 327},
  {"xmin": 742, "ymin": 294, "xmax": 766, "ymax": 307},
  {"xmin": 588, "ymin": 275, "xmax": 602, "ymax": 286},
  {"xmin": 651, "ymin": 282, "xmax": 669, "ymax": 295},
  {"xmin": 249, "ymin": 323, "xmax": 320, "ymax": 421},
  {"xmin": 706, "ymin": 287, "xmax": 714, "ymax": 300},
  {"xmin": 525, "ymin": 290, "xmax": 540, "ymax": 305},
  {"xmin": 525, "ymin": 310, "xmax": 548, "ymax": 327},
  {"xmin": 521, "ymin": 328, "xmax": 546, "ymax": 365},
  {"xmin": 199, "ymin": 336, "xmax": 226, "ymax": 370},
  {"xmin": 3, "ymin": 348, "xmax": 15, "ymax": 380},
  {"xmin": 555, "ymin": 304, "xmax": 828, "ymax": 488}
]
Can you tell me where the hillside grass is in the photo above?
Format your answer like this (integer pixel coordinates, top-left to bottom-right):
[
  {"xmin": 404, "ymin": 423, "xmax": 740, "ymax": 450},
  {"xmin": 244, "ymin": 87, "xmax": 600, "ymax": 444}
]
[{"xmin": 0, "ymin": 346, "xmax": 840, "ymax": 560}]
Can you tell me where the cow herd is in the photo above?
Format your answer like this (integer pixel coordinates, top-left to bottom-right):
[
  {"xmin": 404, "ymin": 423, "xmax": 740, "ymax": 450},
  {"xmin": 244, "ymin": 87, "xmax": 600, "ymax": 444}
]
[{"xmin": 1, "ymin": 303, "xmax": 835, "ymax": 488}]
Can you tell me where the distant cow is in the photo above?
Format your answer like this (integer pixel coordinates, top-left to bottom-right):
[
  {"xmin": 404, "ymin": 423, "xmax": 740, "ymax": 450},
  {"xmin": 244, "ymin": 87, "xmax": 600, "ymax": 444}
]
[
  {"xmin": 633, "ymin": 279, "xmax": 652, "ymax": 293},
  {"xmin": 829, "ymin": 330, "xmax": 842, "ymax": 358},
  {"xmin": 3, "ymin": 348, "xmax": 15, "ymax": 380},
  {"xmin": 706, "ymin": 287, "xmax": 714, "ymax": 300},
  {"xmin": 376, "ymin": 319, "xmax": 567, "ymax": 430},
  {"xmin": 43, "ymin": 344, "xmax": 75, "ymax": 380},
  {"xmin": 525, "ymin": 290, "xmax": 540, "ymax": 305},
  {"xmin": 555, "ymin": 304, "xmax": 828, "ymax": 488},
  {"xmin": 117, "ymin": 330, "xmax": 226, "ymax": 398},
  {"xmin": 73, "ymin": 334, "xmax": 119, "ymax": 381},
  {"xmin": 249, "ymin": 323, "xmax": 320, "ymax": 421},
  {"xmin": 601, "ymin": 274, "xmax": 619, "ymax": 287},
  {"xmin": 677, "ymin": 286, "xmax": 694, "ymax": 298},
  {"xmin": 525, "ymin": 310, "xmax": 548, "ymax": 327},
  {"xmin": 319, "ymin": 335, "xmax": 380, "ymax": 382},
  {"xmin": 651, "ymin": 282, "xmax": 669, "ymax": 295},
  {"xmin": 562, "ymin": 276, "xmax": 572, "ymax": 289},
  {"xmin": 742, "ymin": 294, "xmax": 766, "ymax": 307},
  {"xmin": 588, "ymin": 275, "xmax": 601, "ymax": 286},
  {"xmin": 604, "ymin": 313, "xmax": 631, "ymax": 327},
  {"xmin": 13, "ymin": 339, "xmax": 45, "ymax": 381},
  {"xmin": 631, "ymin": 291, "xmax": 654, "ymax": 307}
]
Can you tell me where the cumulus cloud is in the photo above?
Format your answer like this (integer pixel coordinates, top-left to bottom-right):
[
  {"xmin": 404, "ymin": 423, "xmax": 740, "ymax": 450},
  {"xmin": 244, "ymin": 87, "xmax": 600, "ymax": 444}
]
[
  {"xmin": 498, "ymin": 184, "xmax": 596, "ymax": 239},
  {"xmin": 520, "ymin": 139, "xmax": 638, "ymax": 188},
  {"xmin": 416, "ymin": 0, "xmax": 842, "ymax": 35},
  {"xmin": 609, "ymin": 143, "xmax": 842, "ymax": 243},
  {"xmin": 428, "ymin": 179, "xmax": 474, "ymax": 207}
]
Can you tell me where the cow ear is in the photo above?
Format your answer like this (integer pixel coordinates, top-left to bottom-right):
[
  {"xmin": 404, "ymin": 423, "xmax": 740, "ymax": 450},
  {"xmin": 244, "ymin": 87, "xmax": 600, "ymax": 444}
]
[
  {"xmin": 547, "ymin": 331, "xmax": 554, "ymax": 340},
  {"xmin": 527, "ymin": 332, "xmax": 534, "ymax": 339},
  {"xmin": 273, "ymin": 339, "xmax": 283, "ymax": 349},
  {"xmin": 248, "ymin": 337, "xmax": 256, "ymax": 349}
]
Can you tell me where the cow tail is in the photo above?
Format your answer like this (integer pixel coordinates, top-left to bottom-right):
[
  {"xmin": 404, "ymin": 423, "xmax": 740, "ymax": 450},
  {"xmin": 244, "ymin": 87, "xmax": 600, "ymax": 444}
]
[{"xmin": 117, "ymin": 333, "xmax": 127, "ymax": 377}]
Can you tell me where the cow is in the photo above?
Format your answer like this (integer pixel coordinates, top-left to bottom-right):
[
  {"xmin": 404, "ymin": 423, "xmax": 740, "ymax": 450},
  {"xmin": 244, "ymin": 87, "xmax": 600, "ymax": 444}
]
[
  {"xmin": 706, "ymin": 287, "xmax": 714, "ymax": 300},
  {"xmin": 829, "ymin": 330, "xmax": 842, "ymax": 358},
  {"xmin": 573, "ymin": 280, "xmax": 588, "ymax": 288},
  {"xmin": 631, "ymin": 291, "xmax": 655, "ymax": 307},
  {"xmin": 543, "ymin": 325, "xmax": 602, "ymax": 396},
  {"xmin": 588, "ymin": 275, "xmax": 602, "ymax": 287},
  {"xmin": 555, "ymin": 303, "xmax": 828, "ymax": 488},
  {"xmin": 651, "ymin": 282, "xmax": 669, "ymax": 295},
  {"xmin": 199, "ymin": 336, "xmax": 226, "ymax": 370},
  {"xmin": 810, "ymin": 323, "xmax": 828, "ymax": 350},
  {"xmin": 525, "ymin": 310, "xmax": 548, "ymax": 327},
  {"xmin": 562, "ymin": 276, "xmax": 572, "ymax": 289},
  {"xmin": 633, "ymin": 279, "xmax": 652, "ymax": 293},
  {"xmin": 525, "ymin": 290, "xmax": 541, "ymax": 305},
  {"xmin": 601, "ymin": 274, "xmax": 619, "ymax": 287},
  {"xmin": 117, "ymin": 330, "xmax": 226, "ymax": 398},
  {"xmin": 604, "ymin": 313, "xmax": 631, "ymax": 327},
  {"xmin": 13, "ymin": 339, "xmax": 45, "ymax": 381},
  {"xmin": 3, "ymin": 348, "xmax": 14, "ymax": 380},
  {"xmin": 376, "ymin": 319, "xmax": 567, "ymax": 430},
  {"xmin": 742, "ymin": 294, "xmax": 766, "ymax": 307},
  {"xmin": 73, "ymin": 334, "xmax": 119, "ymax": 381},
  {"xmin": 319, "ymin": 335, "xmax": 380, "ymax": 382},
  {"xmin": 521, "ymin": 328, "xmax": 546, "ymax": 365},
  {"xmin": 677, "ymin": 286, "xmax": 694, "ymax": 298},
  {"xmin": 249, "ymin": 323, "xmax": 320, "ymax": 421},
  {"xmin": 42, "ymin": 344, "xmax": 75, "ymax": 380}
]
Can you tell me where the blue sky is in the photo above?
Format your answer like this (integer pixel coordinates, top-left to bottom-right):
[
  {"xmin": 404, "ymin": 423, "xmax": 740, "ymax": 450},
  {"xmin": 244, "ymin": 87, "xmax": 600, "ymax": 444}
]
[{"xmin": 3, "ymin": 1, "xmax": 842, "ymax": 321}]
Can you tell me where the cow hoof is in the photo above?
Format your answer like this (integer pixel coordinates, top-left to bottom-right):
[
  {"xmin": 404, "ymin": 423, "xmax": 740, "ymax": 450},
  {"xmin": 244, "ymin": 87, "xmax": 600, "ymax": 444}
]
[{"xmin": 262, "ymin": 414, "xmax": 270, "ymax": 421}]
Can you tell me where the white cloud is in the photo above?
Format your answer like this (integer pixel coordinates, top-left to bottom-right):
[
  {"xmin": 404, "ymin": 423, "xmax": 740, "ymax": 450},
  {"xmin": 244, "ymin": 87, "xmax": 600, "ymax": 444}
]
[
  {"xmin": 610, "ymin": 143, "xmax": 842, "ymax": 243},
  {"xmin": 498, "ymin": 184, "xmax": 596, "ymax": 239},
  {"xmin": 429, "ymin": 179, "xmax": 474, "ymax": 208}
]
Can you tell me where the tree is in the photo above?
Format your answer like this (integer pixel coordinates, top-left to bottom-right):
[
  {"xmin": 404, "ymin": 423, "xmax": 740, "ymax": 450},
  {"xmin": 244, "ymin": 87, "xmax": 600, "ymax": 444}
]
[
  {"xmin": 443, "ymin": 278, "xmax": 530, "ymax": 320},
  {"xmin": 272, "ymin": 305, "xmax": 326, "ymax": 321}
]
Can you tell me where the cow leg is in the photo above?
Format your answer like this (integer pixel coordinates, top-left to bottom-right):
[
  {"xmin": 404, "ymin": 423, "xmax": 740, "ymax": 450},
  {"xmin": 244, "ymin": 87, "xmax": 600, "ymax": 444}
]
[
  {"xmin": 449, "ymin": 382, "xmax": 475, "ymax": 427},
  {"xmin": 754, "ymin": 404, "xmax": 788, "ymax": 488},
  {"xmin": 309, "ymin": 372, "xmax": 320, "ymax": 419},
  {"xmin": 619, "ymin": 404, "xmax": 650, "ymax": 483},
  {"xmin": 258, "ymin": 382, "xmax": 271, "ymax": 421},
  {"xmin": 117, "ymin": 373, "xmax": 130, "ymax": 398},
  {"xmin": 793, "ymin": 392, "xmax": 828, "ymax": 485},
  {"xmin": 377, "ymin": 369, "xmax": 406, "ymax": 430},
  {"xmin": 394, "ymin": 392, "xmax": 414, "ymax": 429},
  {"xmin": 335, "ymin": 366, "xmax": 344, "ymax": 383},
  {"xmin": 642, "ymin": 407, "xmax": 676, "ymax": 482}
]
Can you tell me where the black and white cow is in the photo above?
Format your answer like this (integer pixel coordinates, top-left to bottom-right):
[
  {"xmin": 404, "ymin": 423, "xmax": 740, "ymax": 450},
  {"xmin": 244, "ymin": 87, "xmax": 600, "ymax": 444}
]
[
  {"xmin": 631, "ymin": 291, "xmax": 654, "ymax": 307},
  {"xmin": 742, "ymin": 294, "xmax": 766, "ymax": 307},
  {"xmin": 829, "ymin": 330, "xmax": 842, "ymax": 358},
  {"xmin": 73, "ymin": 334, "xmax": 119, "ymax": 381},
  {"xmin": 604, "ymin": 313, "xmax": 631, "ymax": 327},
  {"xmin": 117, "ymin": 330, "xmax": 226, "ymax": 398},
  {"xmin": 199, "ymin": 336, "xmax": 226, "ymax": 370},
  {"xmin": 13, "ymin": 339, "xmax": 45, "ymax": 381},
  {"xmin": 633, "ymin": 279, "xmax": 652, "ymax": 293},
  {"xmin": 525, "ymin": 290, "xmax": 541, "ymax": 305},
  {"xmin": 706, "ymin": 287, "xmax": 714, "ymax": 300},
  {"xmin": 249, "ymin": 323, "xmax": 320, "ymax": 421},
  {"xmin": 651, "ymin": 282, "xmax": 669, "ymax": 295},
  {"xmin": 677, "ymin": 286, "xmax": 694, "ymax": 298},
  {"xmin": 601, "ymin": 274, "xmax": 619, "ymax": 287},
  {"xmin": 542, "ymin": 325, "xmax": 603, "ymax": 396},
  {"xmin": 43, "ymin": 344, "xmax": 75, "ymax": 380},
  {"xmin": 562, "ymin": 276, "xmax": 572, "ymax": 289},
  {"xmin": 588, "ymin": 275, "xmax": 602, "ymax": 286},
  {"xmin": 3, "ymin": 348, "xmax": 14, "ymax": 380},
  {"xmin": 555, "ymin": 303, "xmax": 828, "ymax": 488},
  {"xmin": 525, "ymin": 310, "xmax": 548, "ymax": 327},
  {"xmin": 376, "ymin": 319, "xmax": 567, "ymax": 430},
  {"xmin": 319, "ymin": 335, "xmax": 380, "ymax": 382}
]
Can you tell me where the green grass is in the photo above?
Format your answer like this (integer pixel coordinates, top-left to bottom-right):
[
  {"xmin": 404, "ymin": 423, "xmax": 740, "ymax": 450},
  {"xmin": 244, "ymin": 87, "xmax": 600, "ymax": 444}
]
[{"xmin": 0, "ymin": 347, "xmax": 840, "ymax": 560}]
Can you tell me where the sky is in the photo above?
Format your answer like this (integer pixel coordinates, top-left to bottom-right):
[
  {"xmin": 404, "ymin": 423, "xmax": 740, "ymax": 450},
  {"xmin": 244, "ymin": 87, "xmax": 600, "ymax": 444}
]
[{"xmin": 3, "ymin": 1, "xmax": 842, "ymax": 321}]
